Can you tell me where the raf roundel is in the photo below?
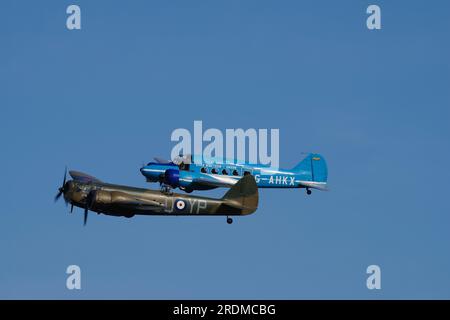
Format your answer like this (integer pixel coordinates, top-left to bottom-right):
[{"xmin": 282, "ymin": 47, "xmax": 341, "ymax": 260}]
[{"xmin": 175, "ymin": 199, "xmax": 186, "ymax": 211}]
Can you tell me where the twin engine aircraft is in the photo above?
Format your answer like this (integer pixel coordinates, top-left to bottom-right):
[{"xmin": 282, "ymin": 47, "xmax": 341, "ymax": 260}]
[
  {"xmin": 140, "ymin": 153, "xmax": 328, "ymax": 194},
  {"xmin": 54, "ymin": 169, "xmax": 258, "ymax": 225}
]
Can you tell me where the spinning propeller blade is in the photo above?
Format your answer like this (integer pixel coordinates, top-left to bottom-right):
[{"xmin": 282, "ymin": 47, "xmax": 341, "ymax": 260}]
[
  {"xmin": 153, "ymin": 157, "xmax": 171, "ymax": 164},
  {"xmin": 54, "ymin": 167, "xmax": 67, "ymax": 202},
  {"xmin": 84, "ymin": 206, "xmax": 88, "ymax": 226}
]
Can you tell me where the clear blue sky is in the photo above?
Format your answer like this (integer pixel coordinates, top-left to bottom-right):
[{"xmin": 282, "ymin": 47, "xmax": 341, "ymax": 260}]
[{"xmin": 1, "ymin": 0, "xmax": 449, "ymax": 299}]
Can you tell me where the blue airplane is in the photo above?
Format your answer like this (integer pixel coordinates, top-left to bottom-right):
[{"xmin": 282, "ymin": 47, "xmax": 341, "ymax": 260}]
[{"xmin": 140, "ymin": 153, "xmax": 328, "ymax": 194}]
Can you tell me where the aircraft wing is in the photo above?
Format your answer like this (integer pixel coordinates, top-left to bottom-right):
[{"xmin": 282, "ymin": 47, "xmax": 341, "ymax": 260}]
[
  {"xmin": 109, "ymin": 191, "xmax": 165, "ymax": 209},
  {"xmin": 191, "ymin": 173, "xmax": 238, "ymax": 188}
]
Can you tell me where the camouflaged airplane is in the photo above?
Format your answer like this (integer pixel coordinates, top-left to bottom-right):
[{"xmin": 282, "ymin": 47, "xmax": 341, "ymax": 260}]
[
  {"xmin": 54, "ymin": 169, "xmax": 258, "ymax": 225},
  {"xmin": 140, "ymin": 153, "xmax": 328, "ymax": 195}
]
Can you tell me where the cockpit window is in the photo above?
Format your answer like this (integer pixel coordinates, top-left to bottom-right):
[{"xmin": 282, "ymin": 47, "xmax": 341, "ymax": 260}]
[{"xmin": 179, "ymin": 162, "xmax": 190, "ymax": 171}]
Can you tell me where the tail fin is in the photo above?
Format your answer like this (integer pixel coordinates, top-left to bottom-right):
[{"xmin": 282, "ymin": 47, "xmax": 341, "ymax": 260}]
[
  {"xmin": 292, "ymin": 153, "xmax": 328, "ymax": 184},
  {"xmin": 221, "ymin": 175, "xmax": 259, "ymax": 215}
]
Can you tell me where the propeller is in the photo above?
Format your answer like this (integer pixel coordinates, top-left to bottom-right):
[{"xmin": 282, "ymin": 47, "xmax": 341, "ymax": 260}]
[
  {"xmin": 84, "ymin": 206, "xmax": 88, "ymax": 226},
  {"xmin": 55, "ymin": 167, "xmax": 95, "ymax": 226},
  {"xmin": 55, "ymin": 167, "xmax": 67, "ymax": 202},
  {"xmin": 153, "ymin": 157, "xmax": 171, "ymax": 164},
  {"xmin": 83, "ymin": 190, "xmax": 97, "ymax": 226}
]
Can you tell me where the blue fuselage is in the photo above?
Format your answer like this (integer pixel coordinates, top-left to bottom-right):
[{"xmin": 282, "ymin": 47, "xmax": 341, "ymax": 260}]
[{"xmin": 140, "ymin": 154, "xmax": 328, "ymax": 193}]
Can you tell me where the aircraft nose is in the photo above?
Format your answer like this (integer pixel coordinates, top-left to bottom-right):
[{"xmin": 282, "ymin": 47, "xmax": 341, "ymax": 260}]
[{"xmin": 65, "ymin": 181, "xmax": 74, "ymax": 193}]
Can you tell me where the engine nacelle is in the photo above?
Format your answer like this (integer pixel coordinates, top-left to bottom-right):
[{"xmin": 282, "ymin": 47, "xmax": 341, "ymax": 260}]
[
  {"xmin": 88, "ymin": 190, "xmax": 113, "ymax": 207},
  {"xmin": 164, "ymin": 169, "xmax": 180, "ymax": 187},
  {"xmin": 86, "ymin": 190, "xmax": 135, "ymax": 218},
  {"xmin": 163, "ymin": 169, "xmax": 194, "ymax": 189}
]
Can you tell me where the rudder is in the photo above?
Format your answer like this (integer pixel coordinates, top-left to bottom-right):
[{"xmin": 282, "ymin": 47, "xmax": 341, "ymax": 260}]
[{"xmin": 292, "ymin": 153, "xmax": 328, "ymax": 183}]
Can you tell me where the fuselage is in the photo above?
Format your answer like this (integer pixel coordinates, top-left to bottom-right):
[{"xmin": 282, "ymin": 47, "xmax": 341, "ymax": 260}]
[
  {"xmin": 140, "ymin": 154, "xmax": 328, "ymax": 192},
  {"xmin": 62, "ymin": 180, "xmax": 247, "ymax": 217},
  {"xmin": 55, "ymin": 169, "xmax": 258, "ymax": 225}
]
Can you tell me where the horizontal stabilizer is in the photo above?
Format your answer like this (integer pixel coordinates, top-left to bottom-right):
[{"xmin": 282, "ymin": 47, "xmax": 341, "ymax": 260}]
[{"xmin": 298, "ymin": 180, "xmax": 328, "ymax": 191}]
